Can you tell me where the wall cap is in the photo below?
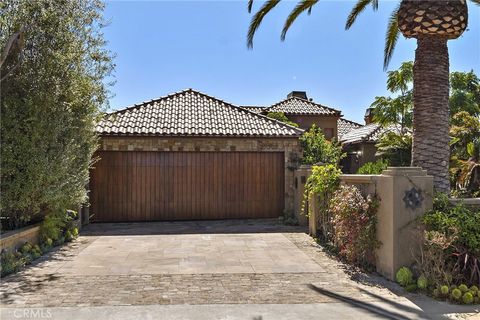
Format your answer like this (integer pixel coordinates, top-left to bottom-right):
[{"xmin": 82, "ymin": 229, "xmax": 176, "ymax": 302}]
[
  {"xmin": 341, "ymin": 174, "xmax": 378, "ymax": 184},
  {"xmin": 449, "ymin": 198, "xmax": 480, "ymax": 206},
  {"xmin": 0, "ymin": 223, "xmax": 41, "ymax": 240},
  {"xmin": 382, "ymin": 167, "xmax": 428, "ymax": 177}
]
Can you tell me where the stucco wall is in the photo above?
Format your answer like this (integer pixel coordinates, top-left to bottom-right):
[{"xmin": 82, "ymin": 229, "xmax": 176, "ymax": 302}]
[
  {"xmin": 342, "ymin": 142, "xmax": 378, "ymax": 173},
  {"xmin": 98, "ymin": 136, "xmax": 302, "ymax": 214},
  {"xmin": 286, "ymin": 115, "xmax": 339, "ymax": 139}
]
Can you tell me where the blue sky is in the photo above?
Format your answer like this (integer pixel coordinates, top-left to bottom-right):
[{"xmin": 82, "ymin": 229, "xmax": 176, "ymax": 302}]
[{"xmin": 104, "ymin": 0, "xmax": 480, "ymax": 123}]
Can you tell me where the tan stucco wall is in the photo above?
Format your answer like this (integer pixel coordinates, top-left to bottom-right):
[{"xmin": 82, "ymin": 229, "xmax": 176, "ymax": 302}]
[
  {"xmin": 296, "ymin": 166, "xmax": 434, "ymax": 280},
  {"xmin": 342, "ymin": 142, "xmax": 378, "ymax": 173},
  {"xmin": 286, "ymin": 115, "xmax": 339, "ymax": 139},
  {"xmin": 99, "ymin": 136, "xmax": 302, "ymax": 213}
]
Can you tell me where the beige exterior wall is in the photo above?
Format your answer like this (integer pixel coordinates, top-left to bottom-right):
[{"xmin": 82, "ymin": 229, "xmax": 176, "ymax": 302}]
[
  {"xmin": 342, "ymin": 142, "xmax": 378, "ymax": 173},
  {"xmin": 296, "ymin": 166, "xmax": 434, "ymax": 280},
  {"xmin": 286, "ymin": 115, "xmax": 339, "ymax": 140},
  {"xmin": 99, "ymin": 136, "xmax": 302, "ymax": 213}
]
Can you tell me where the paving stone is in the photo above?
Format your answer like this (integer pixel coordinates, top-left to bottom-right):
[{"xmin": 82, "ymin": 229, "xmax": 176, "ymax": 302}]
[{"xmin": 1, "ymin": 220, "xmax": 402, "ymax": 308}]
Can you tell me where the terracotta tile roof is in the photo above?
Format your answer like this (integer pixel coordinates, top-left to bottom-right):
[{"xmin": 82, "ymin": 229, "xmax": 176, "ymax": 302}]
[
  {"xmin": 340, "ymin": 123, "xmax": 404, "ymax": 144},
  {"xmin": 337, "ymin": 118, "xmax": 362, "ymax": 140},
  {"xmin": 240, "ymin": 106, "xmax": 266, "ymax": 114},
  {"xmin": 340, "ymin": 123, "xmax": 383, "ymax": 144},
  {"xmin": 265, "ymin": 97, "xmax": 341, "ymax": 116},
  {"xmin": 97, "ymin": 89, "xmax": 304, "ymax": 137}
]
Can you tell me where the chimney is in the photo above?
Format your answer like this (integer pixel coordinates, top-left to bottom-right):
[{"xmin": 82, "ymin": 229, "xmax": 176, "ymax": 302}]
[
  {"xmin": 364, "ymin": 107, "xmax": 375, "ymax": 124},
  {"xmin": 287, "ymin": 91, "xmax": 308, "ymax": 100}
]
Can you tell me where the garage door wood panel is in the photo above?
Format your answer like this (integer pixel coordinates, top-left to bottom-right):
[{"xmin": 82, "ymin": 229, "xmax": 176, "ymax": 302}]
[{"xmin": 90, "ymin": 151, "xmax": 285, "ymax": 222}]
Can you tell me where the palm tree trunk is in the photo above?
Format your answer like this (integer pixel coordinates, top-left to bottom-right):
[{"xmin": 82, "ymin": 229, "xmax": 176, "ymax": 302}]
[{"xmin": 412, "ymin": 36, "xmax": 450, "ymax": 193}]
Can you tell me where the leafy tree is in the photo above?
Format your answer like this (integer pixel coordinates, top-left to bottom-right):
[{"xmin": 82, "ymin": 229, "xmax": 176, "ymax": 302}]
[
  {"xmin": 450, "ymin": 112, "xmax": 480, "ymax": 196},
  {"xmin": 266, "ymin": 111, "xmax": 299, "ymax": 127},
  {"xmin": 246, "ymin": 0, "xmax": 479, "ymax": 193},
  {"xmin": 371, "ymin": 61, "xmax": 413, "ymax": 132},
  {"xmin": 376, "ymin": 132, "xmax": 412, "ymax": 167},
  {"xmin": 450, "ymin": 71, "xmax": 480, "ymax": 117},
  {"xmin": 0, "ymin": 0, "xmax": 114, "ymax": 229},
  {"xmin": 371, "ymin": 63, "xmax": 480, "ymax": 180},
  {"xmin": 300, "ymin": 125, "xmax": 344, "ymax": 165},
  {"xmin": 372, "ymin": 62, "xmax": 480, "ymax": 130}
]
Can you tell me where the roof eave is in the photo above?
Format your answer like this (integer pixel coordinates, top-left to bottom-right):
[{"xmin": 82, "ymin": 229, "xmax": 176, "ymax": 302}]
[{"xmin": 97, "ymin": 132, "xmax": 303, "ymax": 138}]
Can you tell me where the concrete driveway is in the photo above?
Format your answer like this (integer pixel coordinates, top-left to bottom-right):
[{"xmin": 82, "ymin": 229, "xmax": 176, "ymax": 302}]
[{"xmin": 1, "ymin": 220, "xmax": 478, "ymax": 320}]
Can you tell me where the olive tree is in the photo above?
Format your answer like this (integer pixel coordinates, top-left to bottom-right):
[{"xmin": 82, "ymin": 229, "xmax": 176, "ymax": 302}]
[{"xmin": 0, "ymin": 0, "xmax": 114, "ymax": 229}]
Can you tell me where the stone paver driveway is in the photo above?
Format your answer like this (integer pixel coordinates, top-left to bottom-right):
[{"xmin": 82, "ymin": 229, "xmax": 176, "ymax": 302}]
[
  {"xmin": 55, "ymin": 233, "xmax": 321, "ymax": 276},
  {"xmin": 1, "ymin": 219, "xmax": 478, "ymax": 319}
]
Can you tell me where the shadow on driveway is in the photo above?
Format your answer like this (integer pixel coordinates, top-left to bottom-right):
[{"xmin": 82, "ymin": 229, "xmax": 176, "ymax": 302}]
[
  {"xmin": 309, "ymin": 284, "xmax": 480, "ymax": 320},
  {"xmin": 81, "ymin": 219, "xmax": 306, "ymax": 236}
]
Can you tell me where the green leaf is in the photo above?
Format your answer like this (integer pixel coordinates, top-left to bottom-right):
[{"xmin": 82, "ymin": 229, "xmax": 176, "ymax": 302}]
[
  {"xmin": 281, "ymin": 0, "xmax": 319, "ymax": 41},
  {"xmin": 247, "ymin": 0, "xmax": 281, "ymax": 48},
  {"xmin": 383, "ymin": 6, "xmax": 400, "ymax": 70},
  {"xmin": 467, "ymin": 142, "xmax": 475, "ymax": 157},
  {"xmin": 345, "ymin": 0, "xmax": 374, "ymax": 30}
]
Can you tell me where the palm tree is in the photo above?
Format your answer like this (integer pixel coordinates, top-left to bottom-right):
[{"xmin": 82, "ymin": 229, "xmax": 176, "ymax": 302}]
[{"xmin": 247, "ymin": 0, "xmax": 478, "ymax": 193}]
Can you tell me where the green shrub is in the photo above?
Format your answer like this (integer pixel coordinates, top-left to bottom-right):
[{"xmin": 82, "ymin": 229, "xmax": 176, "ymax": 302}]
[
  {"xmin": 19, "ymin": 242, "xmax": 33, "ymax": 255},
  {"xmin": 441, "ymin": 285, "xmax": 449, "ymax": 296},
  {"xmin": 422, "ymin": 195, "xmax": 480, "ymax": 253},
  {"xmin": 396, "ymin": 267, "xmax": 413, "ymax": 287},
  {"xmin": 31, "ymin": 247, "xmax": 42, "ymax": 260},
  {"xmin": 329, "ymin": 185, "xmax": 380, "ymax": 268},
  {"xmin": 40, "ymin": 211, "xmax": 66, "ymax": 243},
  {"xmin": 65, "ymin": 231, "xmax": 73, "ymax": 242},
  {"xmin": 44, "ymin": 238, "xmax": 53, "ymax": 248},
  {"xmin": 451, "ymin": 288, "xmax": 462, "ymax": 300},
  {"xmin": 458, "ymin": 284, "xmax": 469, "ymax": 293},
  {"xmin": 470, "ymin": 285, "xmax": 479, "ymax": 295},
  {"xmin": 71, "ymin": 227, "xmax": 79, "ymax": 237},
  {"xmin": 266, "ymin": 112, "xmax": 299, "ymax": 128},
  {"xmin": 418, "ymin": 193, "xmax": 480, "ymax": 287},
  {"xmin": 417, "ymin": 275, "xmax": 428, "ymax": 290},
  {"xmin": 303, "ymin": 164, "xmax": 341, "ymax": 244},
  {"xmin": 376, "ymin": 132, "xmax": 412, "ymax": 166},
  {"xmin": 305, "ymin": 165, "xmax": 341, "ymax": 197},
  {"xmin": 1, "ymin": 251, "xmax": 25, "ymax": 277},
  {"xmin": 300, "ymin": 125, "xmax": 344, "ymax": 165},
  {"xmin": 357, "ymin": 159, "xmax": 389, "ymax": 174},
  {"xmin": 54, "ymin": 236, "xmax": 65, "ymax": 246},
  {"xmin": 463, "ymin": 292, "xmax": 474, "ymax": 304}
]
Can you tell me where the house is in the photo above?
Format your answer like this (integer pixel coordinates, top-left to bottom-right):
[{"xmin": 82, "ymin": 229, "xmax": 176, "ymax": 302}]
[
  {"xmin": 91, "ymin": 89, "xmax": 304, "ymax": 222},
  {"xmin": 242, "ymin": 91, "xmax": 342, "ymax": 140},
  {"xmin": 339, "ymin": 108, "xmax": 407, "ymax": 173},
  {"xmin": 337, "ymin": 118, "xmax": 363, "ymax": 141},
  {"xmin": 339, "ymin": 123, "xmax": 387, "ymax": 174}
]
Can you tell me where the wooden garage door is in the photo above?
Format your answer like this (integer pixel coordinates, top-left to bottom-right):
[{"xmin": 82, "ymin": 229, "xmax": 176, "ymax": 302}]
[{"xmin": 90, "ymin": 151, "xmax": 285, "ymax": 222}]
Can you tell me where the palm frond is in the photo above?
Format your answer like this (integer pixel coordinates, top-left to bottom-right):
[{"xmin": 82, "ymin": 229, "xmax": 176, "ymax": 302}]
[
  {"xmin": 247, "ymin": 0, "xmax": 254, "ymax": 13},
  {"xmin": 281, "ymin": 0, "xmax": 319, "ymax": 41},
  {"xmin": 247, "ymin": 0, "xmax": 281, "ymax": 48},
  {"xmin": 345, "ymin": 0, "xmax": 373, "ymax": 30},
  {"xmin": 383, "ymin": 6, "xmax": 400, "ymax": 71},
  {"xmin": 470, "ymin": 0, "xmax": 480, "ymax": 6},
  {"xmin": 371, "ymin": 0, "xmax": 379, "ymax": 10}
]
